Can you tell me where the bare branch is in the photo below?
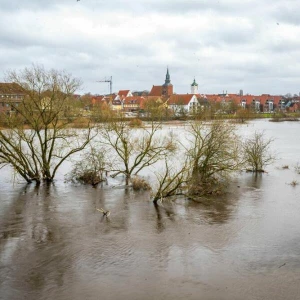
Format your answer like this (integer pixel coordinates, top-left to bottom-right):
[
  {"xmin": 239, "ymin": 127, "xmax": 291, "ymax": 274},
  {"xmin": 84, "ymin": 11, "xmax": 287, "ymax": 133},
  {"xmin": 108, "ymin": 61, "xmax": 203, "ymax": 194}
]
[{"xmin": 0, "ymin": 65, "xmax": 93, "ymax": 183}]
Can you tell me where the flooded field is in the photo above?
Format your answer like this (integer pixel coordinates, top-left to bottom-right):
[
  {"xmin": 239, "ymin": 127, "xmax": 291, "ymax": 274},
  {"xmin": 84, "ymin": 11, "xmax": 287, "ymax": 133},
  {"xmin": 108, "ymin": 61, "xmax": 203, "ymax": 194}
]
[{"xmin": 1, "ymin": 120, "xmax": 300, "ymax": 300}]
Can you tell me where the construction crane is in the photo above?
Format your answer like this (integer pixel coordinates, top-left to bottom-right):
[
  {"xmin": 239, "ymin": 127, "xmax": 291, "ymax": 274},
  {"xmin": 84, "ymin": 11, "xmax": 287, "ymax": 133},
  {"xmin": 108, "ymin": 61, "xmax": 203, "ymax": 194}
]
[{"xmin": 97, "ymin": 76, "xmax": 112, "ymax": 95}]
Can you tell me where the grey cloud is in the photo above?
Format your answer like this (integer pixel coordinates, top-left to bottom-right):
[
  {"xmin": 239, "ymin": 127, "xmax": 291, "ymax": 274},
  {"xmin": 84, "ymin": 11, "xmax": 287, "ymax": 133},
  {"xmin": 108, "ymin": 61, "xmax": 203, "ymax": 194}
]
[
  {"xmin": 0, "ymin": 0, "xmax": 263, "ymax": 15},
  {"xmin": 272, "ymin": 2, "xmax": 300, "ymax": 25},
  {"xmin": 138, "ymin": 0, "xmax": 265, "ymax": 16},
  {"xmin": 267, "ymin": 40, "xmax": 300, "ymax": 53},
  {"xmin": 1, "ymin": 0, "xmax": 299, "ymax": 95},
  {"xmin": 142, "ymin": 0, "xmax": 228, "ymax": 14},
  {"xmin": 0, "ymin": 0, "xmax": 60, "ymax": 11}
]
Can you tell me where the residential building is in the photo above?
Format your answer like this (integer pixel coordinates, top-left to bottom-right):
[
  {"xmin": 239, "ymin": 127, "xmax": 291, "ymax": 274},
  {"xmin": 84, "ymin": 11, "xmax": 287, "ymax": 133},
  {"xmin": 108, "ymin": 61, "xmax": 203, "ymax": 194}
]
[
  {"xmin": 114, "ymin": 90, "xmax": 133, "ymax": 101},
  {"xmin": 123, "ymin": 96, "xmax": 145, "ymax": 112},
  {"xmin": 0, "ymin": 83, "xmax": 25, "ymax": 115},
  {"xmin": 168, "ymin": 94, "xmax": 200, "ymax": 115}
]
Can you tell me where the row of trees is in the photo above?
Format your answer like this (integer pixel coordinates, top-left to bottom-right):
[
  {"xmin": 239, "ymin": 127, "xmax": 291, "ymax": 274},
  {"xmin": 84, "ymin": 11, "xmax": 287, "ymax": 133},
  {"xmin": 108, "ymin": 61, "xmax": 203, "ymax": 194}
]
[
  {"xmin": 90, "ymin": 117, "xmax": 274, "ymax": 202},
  {"xmin": 0, "ymin": 66, "xmax": 275, "ymax": 202}
]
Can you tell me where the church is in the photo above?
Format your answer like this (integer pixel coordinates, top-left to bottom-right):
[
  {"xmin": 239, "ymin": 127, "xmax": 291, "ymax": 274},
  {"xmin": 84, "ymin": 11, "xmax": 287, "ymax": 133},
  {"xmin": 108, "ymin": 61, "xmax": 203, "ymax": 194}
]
[
  {"xmin": 149, "ymin": 68, "xmax": 200, "ymax": 114},
  {"xmin": 149, "ymin": 68, "xmax": 199, "ymax": 97},
  {"xmin": 149, "ymin": 68, "xmax": 174, "ymax": 97}
]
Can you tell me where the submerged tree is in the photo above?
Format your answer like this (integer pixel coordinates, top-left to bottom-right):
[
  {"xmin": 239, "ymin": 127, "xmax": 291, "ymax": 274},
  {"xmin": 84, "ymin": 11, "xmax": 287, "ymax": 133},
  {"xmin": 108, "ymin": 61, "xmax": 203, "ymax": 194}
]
[
  {"xmin": 151, "ymin": 157, "xmax": 189, "ymax": 203},
  {"xmin": 68, "ymin": 147, "xmax": 107, "ymax": 186},
  {"xmin": 187, "ymin": 121, "xmax": 243, "ymax": 196},
  {"xmin": 243, "ymin": 131, "xmax": 275, "ymax": 172},
  {"xmin": 0, "ymin": 65, "xmax": 94, "ymax": 184},
  {"xmin": 101, "ymin": 118, "xmax": 176, "ymax": 185}
]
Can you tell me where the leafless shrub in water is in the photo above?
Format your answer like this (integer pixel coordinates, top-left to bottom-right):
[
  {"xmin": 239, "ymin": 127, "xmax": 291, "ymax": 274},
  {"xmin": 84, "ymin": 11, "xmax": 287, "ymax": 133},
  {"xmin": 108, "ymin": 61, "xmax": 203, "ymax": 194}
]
[
  {"xmin": 186, "ymin": 121, "xmax": 243, "ymax": 196},
  {"xmin": 131, "ymin": 176, "xmax": 151, "ymax": 191},
  {"xmin": 294, "ymin": 163, "xmax": 300, "ymax": 174},
  {"xmin": 151, "ymin": 157, "xmax": 190, "ymax": 203},
  {"xmin": 289, "ymin": 180, "xmax": 299, "ymax": 187},
  {"xmin": 100, "ymin": 117, "xmax": 177, "ymax": 185},
  {"xmin": 68, "ymin": 147, "xmax": 107, "ymax": 186},
  {"xmin": 243, "ymin": 131, "xmax": 275, "ymax": 173}
]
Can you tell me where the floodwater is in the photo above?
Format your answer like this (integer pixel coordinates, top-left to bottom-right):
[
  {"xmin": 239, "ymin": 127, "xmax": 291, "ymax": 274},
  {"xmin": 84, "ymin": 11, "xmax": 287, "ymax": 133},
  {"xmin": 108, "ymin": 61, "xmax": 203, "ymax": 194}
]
[{"xmin": 1, "ymin": 119, "xmax": 300, "ymax": 300}]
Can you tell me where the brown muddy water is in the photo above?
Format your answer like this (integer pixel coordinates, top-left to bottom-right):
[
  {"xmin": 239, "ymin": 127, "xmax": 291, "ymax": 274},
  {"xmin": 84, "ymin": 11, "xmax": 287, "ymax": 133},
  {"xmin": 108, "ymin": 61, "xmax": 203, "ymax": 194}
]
[{"xmin": 1, "ymin": 120, "xmax": 300, "ymax": 300}]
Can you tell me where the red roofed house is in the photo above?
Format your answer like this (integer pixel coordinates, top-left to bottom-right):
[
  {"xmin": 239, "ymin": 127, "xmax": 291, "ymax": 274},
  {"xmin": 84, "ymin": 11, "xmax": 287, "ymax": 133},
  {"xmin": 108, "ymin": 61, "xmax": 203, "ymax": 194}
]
[
  {"xmin": 123, "ymin": 96, "xmax": 145, "ymax": 112},
  {"xmin": 89, "ymin": 95, "xmax": 113, "ymax": 110},
  {"xmin": 112, "ymin": 90, "xmax": 133, "ymax": 110},
  {"xmin": 114, "ymin": 90, "xmax": 133, "ymax": 101},
  {"xmin": 168, "ymin": 94, "xmax": 199, "ymax": 115},
  {"xmin": 286, "ymin": 101, "xmax": 299, "ymax": 112},
  {"xmin": 0, "ymin": 82, "xmax": 25, "ymax": 116}
]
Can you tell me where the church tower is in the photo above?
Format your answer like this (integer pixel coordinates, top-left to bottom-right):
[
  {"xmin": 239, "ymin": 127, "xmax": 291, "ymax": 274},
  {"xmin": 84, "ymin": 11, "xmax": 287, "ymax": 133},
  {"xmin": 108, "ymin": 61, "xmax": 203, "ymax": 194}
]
[
  {"xmin": 162, "ymin": 67, "xmax": 173, "ymax": 97},
  {"xmin": 191, "ymin": 78, "xmax": 198, "ymax": 94}
]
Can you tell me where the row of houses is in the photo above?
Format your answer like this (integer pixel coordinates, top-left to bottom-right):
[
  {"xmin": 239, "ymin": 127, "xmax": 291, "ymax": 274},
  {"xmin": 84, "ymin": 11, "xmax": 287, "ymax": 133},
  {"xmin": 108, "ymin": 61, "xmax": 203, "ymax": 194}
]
[
  {"xmin": 87, "ymin": 69, "xmax": 299, "ymax": 114},
  {"xmin": 203, "ymin": 93, "xmax": 300, "ymax": 113},
  {"xmin": 1, "ymin": 69, "xmax": 299, "ymax": 116},
  {"xmin": 89, "ymin": 91, "xmax": 200, "ymax": 114},
  {"xmin": 89, "ymin": 90, "xmax": 299, "ymax": 115}
]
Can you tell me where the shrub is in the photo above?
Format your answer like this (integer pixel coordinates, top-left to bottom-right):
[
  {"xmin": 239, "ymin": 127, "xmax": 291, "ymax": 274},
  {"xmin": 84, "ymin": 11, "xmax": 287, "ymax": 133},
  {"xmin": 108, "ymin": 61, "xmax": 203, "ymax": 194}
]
[
  {"xmin": 68, "ymin": 149, "xmax": 107, "ymax": 186},
  {"xmin": 187, "ymin": 121, "xmax": 243, "ymax": 196},
  {"xmin": 76, "ymin": 170, "xmax": 103, "ymax": 186},
  {"xmin": 131, "ymin": 176, "xmax": 151, "ymax": 191},
  {"xmin": 129, "ymin": 118, "xmax": 143, "ymax": 127},
  {"xmin": 243, "ymin": 131, "xmax": 275, "ymax": 172},
  {"xmin": 289, "ymin": 180, "xmax": 299, "ymax": 187},
  {"xmin": 71, "ymin": 117, "xmax": 91, "ymax": 128},
  {"xmin": 294, "ymin": 163, "xmax": 300, "ymax": 174}
]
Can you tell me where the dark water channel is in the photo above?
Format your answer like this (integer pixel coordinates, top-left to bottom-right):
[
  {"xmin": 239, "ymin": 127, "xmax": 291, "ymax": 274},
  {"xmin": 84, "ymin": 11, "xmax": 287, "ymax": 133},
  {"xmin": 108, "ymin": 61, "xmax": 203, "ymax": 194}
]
[{"xmin": 1, "ymin": 120, "xmax": 300, "ymax": 300}]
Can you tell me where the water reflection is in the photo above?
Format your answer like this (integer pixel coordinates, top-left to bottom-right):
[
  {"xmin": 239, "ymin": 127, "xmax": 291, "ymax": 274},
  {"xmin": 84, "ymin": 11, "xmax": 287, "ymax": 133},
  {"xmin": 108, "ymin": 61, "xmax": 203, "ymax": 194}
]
[
  {"xmin": 184, "ymin": 187, "xmax": 240, "ymax": 225},
  {"xmin": 245, "ymin": 173, "xmax": 263, "ymax": 189},
  {"xmin": 153, "ymin": 202, "xmax": 176, "ymax": 233},
  {"xmin": 0, "ymin": 185, "xmax": 29, "ymax": 241},
  {"xmin": 0, "ymin": 184, "xmax": 72, "ymax": 297},
  {"xmin": 1, "ymin": 120, "xmax": 300, "ymax": 300}
]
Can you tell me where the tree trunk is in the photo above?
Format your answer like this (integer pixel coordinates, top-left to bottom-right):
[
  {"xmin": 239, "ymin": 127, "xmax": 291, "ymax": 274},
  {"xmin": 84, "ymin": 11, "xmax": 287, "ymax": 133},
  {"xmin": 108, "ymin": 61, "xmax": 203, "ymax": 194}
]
[{"xmin": 125, "ymin": 174, "xmax": 130, "ymax": 185}]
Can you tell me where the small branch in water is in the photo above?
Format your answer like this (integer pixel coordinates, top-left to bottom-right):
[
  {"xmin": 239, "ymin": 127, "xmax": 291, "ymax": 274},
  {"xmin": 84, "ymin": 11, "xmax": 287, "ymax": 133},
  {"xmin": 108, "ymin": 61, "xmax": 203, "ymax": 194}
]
[
  {"xmin": 245, "ymin": 169, "xmax": 268, "ymax": 173},
  {"xmin": 278, "ymin": 263, "xmax": 286, "ymax": 268},
  {"xmin": 96, "ymin": 208, "xmax": 111, "ymax": 216}
]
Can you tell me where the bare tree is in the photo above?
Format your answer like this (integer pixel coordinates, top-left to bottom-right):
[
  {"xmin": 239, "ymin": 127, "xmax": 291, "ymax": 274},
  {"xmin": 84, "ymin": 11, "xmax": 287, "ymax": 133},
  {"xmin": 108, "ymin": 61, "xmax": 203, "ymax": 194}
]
[
  {"xmin": 243, "ymin": 131, "xmax": 275, "ymax": 172},
  {"xmin": 100, "ymin": 118, "xmax": 176, "ymax": 185},
  {"xmin": 187, "ymin": 121, "xmax": 243, "ymax": 196},
  {"xmin": 67, "ymin": 147, "xmax": 108, "ymax": 186},
  {"xmin": 0, "ymin": 65, "xmax": 94, "ymax": 184},
  {"xmin": 151, "ymin": 157, "xmax": 189, "ymax": 203}
]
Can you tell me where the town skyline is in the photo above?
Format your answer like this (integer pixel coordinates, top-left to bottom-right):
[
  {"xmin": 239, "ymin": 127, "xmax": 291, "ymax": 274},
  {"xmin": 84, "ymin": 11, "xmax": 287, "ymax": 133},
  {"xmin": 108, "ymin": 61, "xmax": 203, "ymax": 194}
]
[
  {"xmin": 89, "ymin": 70, "xmax": 300, "ymax": 97},
  {"xmin": 1, "ymin": 1, "xmax": 300, "ymax": 96}
]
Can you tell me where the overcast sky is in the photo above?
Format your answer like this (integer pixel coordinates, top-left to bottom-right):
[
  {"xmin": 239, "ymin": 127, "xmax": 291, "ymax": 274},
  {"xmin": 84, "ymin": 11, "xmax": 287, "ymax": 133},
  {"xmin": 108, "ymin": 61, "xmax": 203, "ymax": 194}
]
[{"xmin": 1, "ymin": 0, "xmax": 300, "ymax": 95}]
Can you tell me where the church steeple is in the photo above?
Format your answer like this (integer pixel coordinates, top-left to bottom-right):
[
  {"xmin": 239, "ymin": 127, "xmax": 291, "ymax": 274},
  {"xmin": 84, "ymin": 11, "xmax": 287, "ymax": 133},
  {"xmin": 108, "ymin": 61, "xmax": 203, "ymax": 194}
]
[
  {"xmin": 164, "ymin": 67, "xmax": 171, "ymax": 85},
  {"xmin": 162, "ymin": 67, "xmax": 173, "ymax": 96}
]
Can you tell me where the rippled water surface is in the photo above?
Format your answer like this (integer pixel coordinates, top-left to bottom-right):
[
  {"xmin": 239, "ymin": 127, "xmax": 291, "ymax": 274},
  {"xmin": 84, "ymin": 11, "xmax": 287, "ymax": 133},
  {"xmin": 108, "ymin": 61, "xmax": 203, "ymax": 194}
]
[{"xmin": 1, "ymin": 120, "xmax": 300, "ymax": 300}]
